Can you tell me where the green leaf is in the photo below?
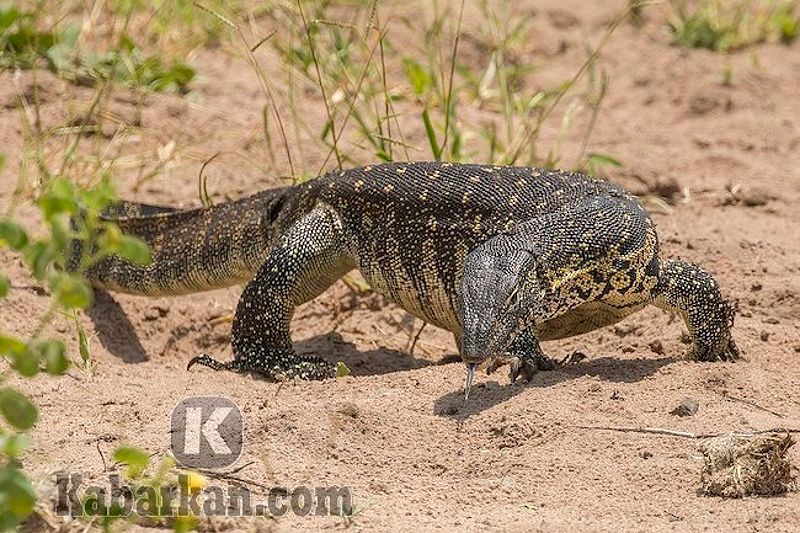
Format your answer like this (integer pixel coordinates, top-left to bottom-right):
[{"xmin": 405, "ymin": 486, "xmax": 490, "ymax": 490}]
[
  {"xmin": 77, "ymin": 322, "xmax": 90, "ymax": 365},
  {"xmin": 421, "ymin": 108, "xmax": 441, "ymax": 161},
  {"xmin": 0, "ymin": 153, "xmax": 5, "ymax": 171},
  {"xmin": 0, "ymin": 334, "xmax": 25, "ymax": 357},
  {"xmin": 335, "ymin": 361, "xmax": 351, "ymax": 378},
  {"xmin": 0, "ymin": 465, "xmax": 36, "ymax": 527},
  {"xmin": 97, "ymin": 223, "xmax": 121, "ymax": 249},
  {"xmin": 587, "ymin": 152, "xmax": 622, "ymax": 168},
  {"xmin": 45, "ymin": 23, "xmax": 79, "ymax": 72},
  {"xmin": 113, "ymin": 446, "xmax": 150, "ymax": 478},
  {"xmin": 22, "ymin": 241, "xmax": 53, "ymax": 280},
  {"xmin": 10, "ymin": 346, "xmax": 38, "ymax": 377},
  {"xmin": 116, "ymin": 235, "xmax": 150, "ymax": 266},
  {"xmin": 0, "ymin": 389, "xmax": 37, "ymax": 430},
  {"xmin": 0, "ymin": 8, "xmax": 22, "ymax": 32},
  {"xmin": 0, "ymin": 272, "xmax": 8, "ymax": 298},
  {"xmin": 0, "ymin": 434, "xmax": 28, "ymax": 458},
  {"xmin": 39, "ymin": 340, "xmax": 69, "ymax": 375},
  {"xmin": 51, "ymin": 272, "xmax": 93, "ymax": 309},
  {"xmin": 173, "ymin": 515, "xmax": 197, "ymax": 533},
  {"xmin": 0, "ymin": 219, "xmax": 28, "ymax": 250},
  {"xmin": 402, "ymin": 58, "xmax": 431, "ymax": 97},
  {"xmin": 38, "ymin": 178, "xmax": 77, "ymax": 221}
]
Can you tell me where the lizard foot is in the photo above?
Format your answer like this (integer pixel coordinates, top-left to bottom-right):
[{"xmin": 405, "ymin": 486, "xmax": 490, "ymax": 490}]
[
  {"xmin": 508, "ymin": 353, "xmax": 558, "ymax": 383},
  {"xmin": 693, "ymin": 337, "xmax": 740, "ymax": 362},
  {"xmin": 187, "ymin": 348, "xmax": 336, "ymax": 381},
  {"xmin": 485, "ymin": 352, "xmax": 557, "ymax": 384},
  {"xmin": 187, "ymin": 354, "xmax": 237, "ymax": 371},
  {"xmin": 559, "ymin": 350, "xmax": 588, "ymax": 365}
]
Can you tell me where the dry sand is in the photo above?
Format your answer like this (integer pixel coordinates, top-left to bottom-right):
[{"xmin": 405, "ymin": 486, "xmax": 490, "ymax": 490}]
[{"xmin": 1, "ymin": 0, "xmax": 799, "ymax": 531}]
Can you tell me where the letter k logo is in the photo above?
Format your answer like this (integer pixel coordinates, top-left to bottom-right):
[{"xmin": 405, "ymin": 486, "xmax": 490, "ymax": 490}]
[{"xmin": 171, "ymin": 397, "xmax": 242, "ymax": 469}]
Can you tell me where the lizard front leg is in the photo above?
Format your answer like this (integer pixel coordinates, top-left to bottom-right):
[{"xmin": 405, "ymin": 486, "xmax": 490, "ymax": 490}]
[
  {"xmin": 484, "ymin": 329, "xmax": 557, "ymax": 383},
  {"xmin": 651, "ymin": 259, "xmax": 738, "ymax": 361},
  {"xmin": 188, "ymin": 204, "xmax": 355, "ymax": 380}
]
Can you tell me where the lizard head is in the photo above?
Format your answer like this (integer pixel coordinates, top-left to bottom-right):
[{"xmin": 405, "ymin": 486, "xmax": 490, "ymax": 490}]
[{"xmin": 459, "ymin": 245, "xmax": 538, "ymax": 398}]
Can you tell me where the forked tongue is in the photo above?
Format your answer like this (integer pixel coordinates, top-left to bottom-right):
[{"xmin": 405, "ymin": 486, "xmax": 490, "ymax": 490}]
[{"xmin": 464, "ymin": 363, "xmax": 477, "ymax": 402}]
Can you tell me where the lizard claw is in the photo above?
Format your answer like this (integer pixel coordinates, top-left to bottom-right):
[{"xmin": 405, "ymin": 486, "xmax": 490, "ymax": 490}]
[
  {"xmin": 509, "ymin": 354, "xmax": 558, "ymax": 383},
  {"xmin": 485, "ymin": 354, "xmax": 512, "ymax": 375},
  {"xmin": 510, "ymin": 355, "xmax": 540, "ymax": 384},
  {"xmin": 559, "ymin": 350, "xmax": 587, "ymax": 365},
  {"xmin": 187, "ymin": 353, "xmax": 231, "ymax": 371}
]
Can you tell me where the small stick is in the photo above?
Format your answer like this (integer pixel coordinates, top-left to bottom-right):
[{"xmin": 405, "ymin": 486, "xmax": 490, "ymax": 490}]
[
  {"xmin": 198, "ymin": 471, "xmax": 271, "ymax": 493},
  {"xmin": 720, "ymin": 391, "xmax": 785, "ymax": 418},
  {"xmin": 575, "ymin": 425, "xmax": 800, "ymax": 439},
  {"xmin": 407, "ymin": 321, "xmax": 427, "ymax": 356},
  {"xmin": 215, "ymin": 461, "xmax": 255, "ymax": 476},
  {"xmin": 95, "ymin": 440, "xmax": 107, "ymax": 472}
]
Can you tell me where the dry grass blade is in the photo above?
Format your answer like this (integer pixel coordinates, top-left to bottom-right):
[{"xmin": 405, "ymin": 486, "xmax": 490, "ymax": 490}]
[
  {"xmin": 250, "ymin": 30, "xmax": 277, "ymax": 53},
  {"xmin": 576, "ymin": 425, "xmax": 800, "ymax": 438},
  {"xmin": 194, "ymin": 1, "xmax": 295, "ymax": 176},
  {"xmin": 438, "ymin": 0, "xmax": 465, "ymax": 160},
  {"xmin": 198, "ymin": 151, "xmax": 221, "ymax": 207},
  {"xmin": 504, "ymin": 1, "xmax": 635, "ymax": 164},
  {"xmin": 298, "ymin": 1, "xmax": 343, "ymax": 169},
  {"xmin": 192, "ymin": 1, "xmax": 236, "ymax": 28}
]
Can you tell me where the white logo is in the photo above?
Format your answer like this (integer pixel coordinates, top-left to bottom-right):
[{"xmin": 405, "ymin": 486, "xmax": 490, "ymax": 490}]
[{"xmin": 171, "ymin": 397, "xmax": 242, "ymax": 469}]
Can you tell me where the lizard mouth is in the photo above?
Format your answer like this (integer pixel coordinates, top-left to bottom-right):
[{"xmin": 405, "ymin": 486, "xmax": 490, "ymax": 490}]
[{"xmin": 463, "ymin": 351, "xmax": 518, "ymax": 401}]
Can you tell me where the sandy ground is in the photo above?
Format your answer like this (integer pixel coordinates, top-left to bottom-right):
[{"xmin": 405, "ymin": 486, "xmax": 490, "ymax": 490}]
[{"xmin": 1, "ymin": 0, "xmax": 800, "ymax": 531}]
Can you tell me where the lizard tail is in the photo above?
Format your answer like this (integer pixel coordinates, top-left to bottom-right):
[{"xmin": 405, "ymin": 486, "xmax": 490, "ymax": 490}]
[{"xmin": 70, "ymin": 186, "xmax": 298, "ymax": 296}]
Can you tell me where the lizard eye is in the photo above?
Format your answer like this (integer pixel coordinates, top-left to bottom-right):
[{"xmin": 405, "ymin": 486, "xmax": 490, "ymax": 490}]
[{"xmin": 265, "ymin": 194, "xmax": 286, "ymax": 224}]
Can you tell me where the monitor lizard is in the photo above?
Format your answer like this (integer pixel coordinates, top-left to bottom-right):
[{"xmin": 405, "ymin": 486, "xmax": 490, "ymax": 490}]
[{"xmin": 76, "ymin": 162, "xmax": 739, "ymax": 391}]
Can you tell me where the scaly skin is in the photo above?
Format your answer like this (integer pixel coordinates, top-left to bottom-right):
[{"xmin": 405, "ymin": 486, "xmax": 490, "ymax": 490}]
[{"xmin": 77, "ymin": 162, "xmax": 739, "ymax": 382}]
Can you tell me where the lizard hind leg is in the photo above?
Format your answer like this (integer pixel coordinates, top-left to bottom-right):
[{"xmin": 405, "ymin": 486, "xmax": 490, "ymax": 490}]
[{"xmin": 187, "ymin": 204, "xmax": 356, "ymax": 381}]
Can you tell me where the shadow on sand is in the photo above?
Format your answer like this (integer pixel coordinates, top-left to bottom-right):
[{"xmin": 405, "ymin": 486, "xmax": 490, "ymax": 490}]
[
  {"xmin": 433, "ymin": 355, "xmax": 676, "ymax": 420},
  {"xmin": 84, "ymin": 289, "xmax": 149, "ymax": 363}
]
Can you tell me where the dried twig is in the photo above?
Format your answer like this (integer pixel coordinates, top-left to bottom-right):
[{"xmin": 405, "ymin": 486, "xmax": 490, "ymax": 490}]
[
  {"xmin": 194, "ymin": 462, "xmax": 276, "ymax": 496},
  {"xmin": 407, "ymin": 321, "xmax": 428, "ymax": 356},
  {"xmin": 95, "ymin": 440, "xmax": 107, "ymax": 472},
  {"xmin": 575, "ymin": 425, "xmax": 800, "ymax": 439},
  {"xmin": 720, "ymin": 391, "xmax": 785, "ymax": 418}
]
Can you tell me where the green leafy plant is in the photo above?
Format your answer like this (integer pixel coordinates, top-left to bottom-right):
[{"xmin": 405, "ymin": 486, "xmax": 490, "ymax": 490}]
[
  {"xmin": 0, "ymin": 152, "xmax": 150, "ymax": 528},
  {"xmin": 79, "ymin": 444, "xmax": 197, "ymax": 531},
  {"xmin": 255, "ymin": 0, "xmax": 635, "ymax": 173},
  {"xmin": 74, "ymin": 35, "xmax": 196, "ymax": 93},
  {"xmin": 0, "ymin": 5, "xmax": 195, "ymax": 93},
  {"xmin": 668, "ymin": 0, "xmax": 800, "ymax": 51}
]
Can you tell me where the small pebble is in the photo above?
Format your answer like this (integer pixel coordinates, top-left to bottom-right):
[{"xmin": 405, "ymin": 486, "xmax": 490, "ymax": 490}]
[
  {"xmin": 640, "ymin": 450, "xmax": 653, "ymax": 459},
  {"xmin": 144, "ymin": 305, "xmax": 169, "ymax": 321},
  {"xmin": 337, "ymin": 402, "xmax": 359, "ymax": 418},
  {"xmin": 648, "ymin": 340, "xmax": 664, "ymax": 355},
  {"xmin": 760, "ymin": 330, "xmax": 770, "ymax": 342},
  {"xmin": 671, "ymin": 398, "xmax": 699, "ymax": 417}
]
